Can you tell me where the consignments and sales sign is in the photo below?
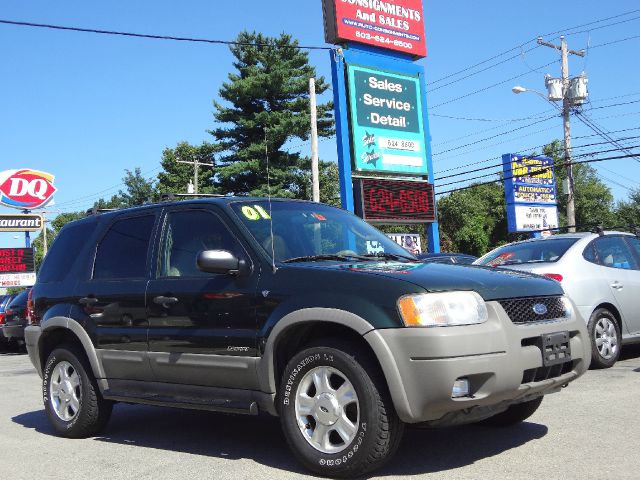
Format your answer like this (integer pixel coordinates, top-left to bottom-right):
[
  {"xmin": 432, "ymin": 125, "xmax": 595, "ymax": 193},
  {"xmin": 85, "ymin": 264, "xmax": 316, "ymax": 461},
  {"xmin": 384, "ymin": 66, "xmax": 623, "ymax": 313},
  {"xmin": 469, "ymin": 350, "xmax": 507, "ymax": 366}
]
[
  {"xmin": 347, "ymin": 65, "xmax": 427, "ymax": 175},
  {"xmin": 323, "ymin": 0, "xmax": 427, "ymax": 57}
]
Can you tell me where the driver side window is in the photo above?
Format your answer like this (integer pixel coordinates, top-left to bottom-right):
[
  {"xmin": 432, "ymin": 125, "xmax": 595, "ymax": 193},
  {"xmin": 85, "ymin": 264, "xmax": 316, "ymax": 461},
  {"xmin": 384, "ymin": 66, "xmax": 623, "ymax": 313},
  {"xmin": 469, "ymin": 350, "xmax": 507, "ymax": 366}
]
[{"xmin": 159, "ymin": 210, "xmax": 240, "ymax": 278}]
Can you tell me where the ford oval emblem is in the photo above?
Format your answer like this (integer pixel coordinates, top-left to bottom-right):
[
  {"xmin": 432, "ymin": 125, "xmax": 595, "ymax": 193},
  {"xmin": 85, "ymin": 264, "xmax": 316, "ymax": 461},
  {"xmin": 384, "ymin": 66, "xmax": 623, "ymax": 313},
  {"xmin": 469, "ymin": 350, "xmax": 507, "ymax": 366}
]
[{"xmin": 533, "ymin": 303, "xmax": 548, "ymax": 316}]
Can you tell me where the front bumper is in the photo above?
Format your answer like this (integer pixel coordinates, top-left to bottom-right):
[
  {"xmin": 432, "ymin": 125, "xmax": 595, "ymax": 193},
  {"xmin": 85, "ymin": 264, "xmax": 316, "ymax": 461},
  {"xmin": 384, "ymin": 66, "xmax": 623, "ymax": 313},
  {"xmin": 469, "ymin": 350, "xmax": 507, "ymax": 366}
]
[{"xmin": 364, "ymin": 300, "xmax": 590, "ymax": 424}]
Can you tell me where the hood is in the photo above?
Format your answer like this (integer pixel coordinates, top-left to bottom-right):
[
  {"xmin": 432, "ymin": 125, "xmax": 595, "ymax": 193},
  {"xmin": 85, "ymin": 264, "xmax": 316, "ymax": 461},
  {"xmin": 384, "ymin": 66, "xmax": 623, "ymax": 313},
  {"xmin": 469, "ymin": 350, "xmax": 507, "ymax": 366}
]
[{"xmin": 286, "ymin": 261, "xmax": 564, "ymax": 301}]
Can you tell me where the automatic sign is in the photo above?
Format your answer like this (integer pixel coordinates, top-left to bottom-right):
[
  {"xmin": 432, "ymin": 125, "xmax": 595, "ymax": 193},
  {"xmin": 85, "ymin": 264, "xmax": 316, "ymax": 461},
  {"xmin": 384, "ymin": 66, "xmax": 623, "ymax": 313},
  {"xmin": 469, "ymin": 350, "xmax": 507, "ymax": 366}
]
[{"xmin": 347, "ymin": 65, "xmax": 427, "ymax": 176}]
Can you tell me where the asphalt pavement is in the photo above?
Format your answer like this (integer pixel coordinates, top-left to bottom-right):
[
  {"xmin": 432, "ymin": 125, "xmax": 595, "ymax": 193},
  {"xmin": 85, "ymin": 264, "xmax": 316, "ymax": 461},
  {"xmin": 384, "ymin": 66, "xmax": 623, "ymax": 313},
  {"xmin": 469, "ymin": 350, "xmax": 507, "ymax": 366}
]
[{"xmin": 1, "ymin": 344, "xmax": 639, "ymax": 480}]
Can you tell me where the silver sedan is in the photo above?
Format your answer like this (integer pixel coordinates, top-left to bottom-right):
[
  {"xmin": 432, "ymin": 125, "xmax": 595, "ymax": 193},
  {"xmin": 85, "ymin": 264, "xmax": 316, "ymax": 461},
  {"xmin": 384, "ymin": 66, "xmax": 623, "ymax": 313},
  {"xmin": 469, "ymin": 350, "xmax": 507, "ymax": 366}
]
[{"xmin": 475, "ymin": 232, "xmax": 640, "ymax": 368}]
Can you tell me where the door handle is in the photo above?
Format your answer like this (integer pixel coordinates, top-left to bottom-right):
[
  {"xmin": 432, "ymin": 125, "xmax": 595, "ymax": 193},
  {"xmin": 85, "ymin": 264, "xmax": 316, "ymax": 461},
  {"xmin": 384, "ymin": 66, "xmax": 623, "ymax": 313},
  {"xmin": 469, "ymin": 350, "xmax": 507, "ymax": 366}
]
[
  {"xmin": 153, "ymin": 296, "xmax": 179, "ymax": 306},
  {"xmin": 610, "ymin": 282, "xmax": 624, "ymax": 290},
  {"xmin": 79, "ymin": 297, "xmax": 99, "ymax": 306}
]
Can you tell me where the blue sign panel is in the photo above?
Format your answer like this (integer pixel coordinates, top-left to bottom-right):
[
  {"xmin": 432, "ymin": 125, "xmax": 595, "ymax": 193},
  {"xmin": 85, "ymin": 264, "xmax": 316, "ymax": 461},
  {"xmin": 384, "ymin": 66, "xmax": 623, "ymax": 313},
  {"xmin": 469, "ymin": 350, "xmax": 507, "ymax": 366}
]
[{"xmin": 503, "ymin": 154, "xmax": 558, "ymax": 233}]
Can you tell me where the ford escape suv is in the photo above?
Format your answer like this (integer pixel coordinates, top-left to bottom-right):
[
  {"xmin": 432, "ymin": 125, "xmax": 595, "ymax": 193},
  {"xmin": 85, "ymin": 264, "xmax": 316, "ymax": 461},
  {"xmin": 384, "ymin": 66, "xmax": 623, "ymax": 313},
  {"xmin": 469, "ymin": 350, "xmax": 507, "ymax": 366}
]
[{"xmin": 25, "ymin": 198, "xmax": 590, "ymax": 478}]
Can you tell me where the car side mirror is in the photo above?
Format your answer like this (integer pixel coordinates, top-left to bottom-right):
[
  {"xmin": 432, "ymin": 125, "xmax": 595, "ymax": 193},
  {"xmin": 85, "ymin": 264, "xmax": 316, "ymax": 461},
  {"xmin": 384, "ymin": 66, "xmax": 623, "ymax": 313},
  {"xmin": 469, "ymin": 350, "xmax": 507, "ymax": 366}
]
[{"xmin": 196, "ymin": 250, "xmax": 249, "ymax": 276}]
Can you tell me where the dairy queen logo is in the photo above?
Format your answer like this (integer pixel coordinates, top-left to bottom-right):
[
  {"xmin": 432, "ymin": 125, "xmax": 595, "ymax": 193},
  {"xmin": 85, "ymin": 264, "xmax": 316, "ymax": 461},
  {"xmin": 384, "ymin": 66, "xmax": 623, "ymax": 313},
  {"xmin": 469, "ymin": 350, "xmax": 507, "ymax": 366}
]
[{"xmin": 0, "ymin": 169, "xmax": 57, "ymax": 209}]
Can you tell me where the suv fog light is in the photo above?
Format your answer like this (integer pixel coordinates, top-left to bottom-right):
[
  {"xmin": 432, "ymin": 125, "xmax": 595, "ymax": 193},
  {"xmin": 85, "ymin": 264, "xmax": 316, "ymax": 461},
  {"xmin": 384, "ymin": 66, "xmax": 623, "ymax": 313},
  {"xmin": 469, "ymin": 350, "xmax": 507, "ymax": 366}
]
[{"xmin": 451, "ymin": 378, "xmax": 470, "ymax": 398}]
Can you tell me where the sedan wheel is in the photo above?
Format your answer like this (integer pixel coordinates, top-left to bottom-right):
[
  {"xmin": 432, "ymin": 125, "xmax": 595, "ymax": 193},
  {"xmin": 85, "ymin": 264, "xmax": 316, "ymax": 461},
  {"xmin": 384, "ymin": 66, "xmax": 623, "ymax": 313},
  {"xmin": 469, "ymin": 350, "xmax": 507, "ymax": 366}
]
[{"xmin": 588, "ymin": 308, "xmax": 621, "ymax": 369}]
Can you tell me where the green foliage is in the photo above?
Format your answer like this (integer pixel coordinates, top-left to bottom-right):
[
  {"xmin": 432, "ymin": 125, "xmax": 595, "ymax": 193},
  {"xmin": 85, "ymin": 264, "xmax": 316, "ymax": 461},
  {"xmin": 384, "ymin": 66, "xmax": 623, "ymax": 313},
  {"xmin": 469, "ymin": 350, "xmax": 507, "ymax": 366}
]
[
  {"xmin": 542, "ymin": 140, "xmax": 617, "ymax": 228},
  {"xmin": 296, "ymin": 160, "xmax": 341, "ymax": 207},
  {"xmin": 615, "ymin": 189, "xmax": 640, "ymax": 227},
  {"xmin": 157, "ymin": 142, "xmax": 220, "ymax": 195},
  {"xmin": 436, "ymin": 183, "xmax": 507, "ymax": 256},
  {"xmin": 210, "ymin": 31, "xmax": 334, "ymax": 197}
]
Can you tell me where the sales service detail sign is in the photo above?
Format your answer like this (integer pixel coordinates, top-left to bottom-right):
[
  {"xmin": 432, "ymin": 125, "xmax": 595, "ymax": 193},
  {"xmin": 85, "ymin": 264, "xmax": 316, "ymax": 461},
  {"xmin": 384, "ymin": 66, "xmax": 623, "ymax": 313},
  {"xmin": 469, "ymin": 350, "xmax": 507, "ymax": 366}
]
[
  {"xmin": 323, "ymin": 0, "xmax": 427, "ymax": 57},
  {"xmin": 347, "ymin": 65, "xmax": 427, "ymax": 175}
]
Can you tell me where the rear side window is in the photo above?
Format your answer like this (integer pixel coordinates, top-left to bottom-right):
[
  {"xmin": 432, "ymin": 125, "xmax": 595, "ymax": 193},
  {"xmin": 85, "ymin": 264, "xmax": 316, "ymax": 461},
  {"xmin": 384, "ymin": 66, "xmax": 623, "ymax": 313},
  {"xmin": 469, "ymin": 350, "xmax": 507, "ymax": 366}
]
[
  {"xmin": 593, "ymin": 236, "xmax": 638, "ymax": 270},
  {"xmin": 93, "ymin": 215, "xmax": 155, "ymax": 280},
  {"xmin": 476, "ymin": 238, "xmax": 579, "ymax": 267},
  {"xmin": 627, "ymin": 237, "xmax": 640, "ymax": 263},
  {"xmin": 38, "ymin": 221, "xmax": 97, "ymax": 283}
]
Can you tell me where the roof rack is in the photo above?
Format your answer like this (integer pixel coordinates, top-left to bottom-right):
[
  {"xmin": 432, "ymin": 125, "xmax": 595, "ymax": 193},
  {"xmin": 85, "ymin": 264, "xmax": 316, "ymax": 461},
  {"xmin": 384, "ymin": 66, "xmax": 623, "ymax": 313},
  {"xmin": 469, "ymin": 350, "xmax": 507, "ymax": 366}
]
[
  {"xmin": 85, "ymin": 208, "xmax": 118, "ymax": 217},
  {"xmin": 160, "ymin": 193, "xmax": 225, "ymax": 202}
]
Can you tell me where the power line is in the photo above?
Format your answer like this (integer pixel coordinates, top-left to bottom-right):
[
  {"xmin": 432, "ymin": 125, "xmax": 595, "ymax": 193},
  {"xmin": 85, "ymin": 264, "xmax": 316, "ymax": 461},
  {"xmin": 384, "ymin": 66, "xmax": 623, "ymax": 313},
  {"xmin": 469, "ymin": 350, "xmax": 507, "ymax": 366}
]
[
  {"xmin": 0, "ymin": 18, "xmax": 332, "ymax": 50},
  {"xmin": 590, "ymin": 34, "xmax": 640, "ymax": 49},
  {"xmin": 434, "ymin": 145, "xmax": 640, "ymax": 188},
  {"xmin": 429, "ymin": 109, "xmax": 553, "ymax": 123},
  {"xmin": 574, "ymin": 112, "xmax": 640, "ymax": 163},
  {"xmin": 430, "ymin": 61, "xmax": 556, "ymax": 109},
  {"xmin": 434, "ymin": 153, "xmax": 640, "ymax": 196},
  {"xmin": 432, "ymin": 115, "xmax": 557, "ymax": 156},
  {"xmin": 425, "ymin": 9, "xmax": 640, "ymax": 88}
]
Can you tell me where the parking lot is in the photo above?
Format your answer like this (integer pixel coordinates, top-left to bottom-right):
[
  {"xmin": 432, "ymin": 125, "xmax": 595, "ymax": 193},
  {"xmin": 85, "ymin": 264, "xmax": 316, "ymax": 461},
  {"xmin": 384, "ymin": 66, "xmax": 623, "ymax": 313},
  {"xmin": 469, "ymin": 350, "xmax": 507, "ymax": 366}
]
[{"xmin": 0, "ymin": 345, "xmax": 637, "ymax": 480}]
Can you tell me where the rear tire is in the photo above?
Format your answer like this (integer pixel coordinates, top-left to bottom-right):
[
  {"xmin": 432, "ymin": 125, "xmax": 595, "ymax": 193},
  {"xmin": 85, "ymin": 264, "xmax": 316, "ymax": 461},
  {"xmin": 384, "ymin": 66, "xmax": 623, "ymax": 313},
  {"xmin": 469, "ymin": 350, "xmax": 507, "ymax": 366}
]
[
  {"xmin": 588, "ymin": 308, "xmax": 621, "ymax": 369},
  {"xmin": 279, "ymin": 339, "xmax": 404, "ymax": 478},
  {"xmin": 43, "ymin": 345, "xmax": 113, "ymax": 438},
  {"xmin": 478, "ymin": 396, "xmax": 544, "ymax": 427}
]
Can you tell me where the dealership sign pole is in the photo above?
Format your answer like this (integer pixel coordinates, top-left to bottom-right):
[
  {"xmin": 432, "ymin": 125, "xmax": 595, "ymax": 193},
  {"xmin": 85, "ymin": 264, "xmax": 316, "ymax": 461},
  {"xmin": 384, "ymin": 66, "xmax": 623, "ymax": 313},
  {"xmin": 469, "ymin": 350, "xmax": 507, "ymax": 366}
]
[{"xmin": 323, "ymin": 0, "xmax": 440, "ymax": 253}]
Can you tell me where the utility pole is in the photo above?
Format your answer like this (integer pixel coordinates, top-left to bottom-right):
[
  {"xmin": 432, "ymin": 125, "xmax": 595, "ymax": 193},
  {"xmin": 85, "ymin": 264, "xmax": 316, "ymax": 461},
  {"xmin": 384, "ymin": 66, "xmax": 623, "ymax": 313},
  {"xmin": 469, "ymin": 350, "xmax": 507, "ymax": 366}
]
[
  {"xmin": 176, "ymin": 157, "xmax": 214, "ymax": 195},
  {"xmin": 537, "ymin": 36, "xmax": 585, "ymax": 232},
  {"xmin": 42, "ymin": 211, "xmax": 48, "ymax": 256},
  {"xmin": 309, "ymin": 78, "xmax": 320, "ymax": 202}
]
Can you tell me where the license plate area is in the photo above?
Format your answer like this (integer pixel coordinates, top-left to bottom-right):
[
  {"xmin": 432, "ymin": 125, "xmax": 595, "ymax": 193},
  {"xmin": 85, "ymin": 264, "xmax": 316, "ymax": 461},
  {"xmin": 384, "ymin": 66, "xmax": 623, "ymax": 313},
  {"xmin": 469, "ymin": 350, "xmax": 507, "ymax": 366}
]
[{"xmin": 539, "ymin": 331, "xmax": 571, "ymax": 367}]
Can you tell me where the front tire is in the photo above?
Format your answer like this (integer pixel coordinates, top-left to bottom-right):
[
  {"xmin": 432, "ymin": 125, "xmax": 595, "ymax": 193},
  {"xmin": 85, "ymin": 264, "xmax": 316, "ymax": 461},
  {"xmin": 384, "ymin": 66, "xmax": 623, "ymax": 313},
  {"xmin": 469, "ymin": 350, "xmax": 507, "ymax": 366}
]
[
  {"xmin": 588, "ymin": 308, "xmax": 621, "ymax": 369},
  {"xmin": 478, "ymin": 396, "xmax": 544, "ymax": 427},
  {"xmin": 43, "ymin": 345, "xmax": 113, "ymax": 438},
  {"xmin": 279, "ymin": 340, "xmax": 403, "ymax": 478}
]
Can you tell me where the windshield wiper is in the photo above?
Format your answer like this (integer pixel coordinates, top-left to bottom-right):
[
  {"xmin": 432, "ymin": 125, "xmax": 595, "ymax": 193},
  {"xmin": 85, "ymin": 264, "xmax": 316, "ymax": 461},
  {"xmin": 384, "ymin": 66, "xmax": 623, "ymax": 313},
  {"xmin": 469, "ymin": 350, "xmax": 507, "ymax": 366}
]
[
  {"xmin": 362, "ymin": 252, "xmax": 418, "ymax": 262},
  {"xmin": 282, "ymin": 254, "xmax": 366, "ymax": 264}
]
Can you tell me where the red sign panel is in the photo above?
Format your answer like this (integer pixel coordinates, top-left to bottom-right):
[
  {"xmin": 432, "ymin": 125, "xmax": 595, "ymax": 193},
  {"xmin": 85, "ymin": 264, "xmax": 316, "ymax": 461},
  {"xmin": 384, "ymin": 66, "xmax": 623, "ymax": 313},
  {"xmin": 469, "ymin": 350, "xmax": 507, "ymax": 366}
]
[
  {"xmin": 323, "ymin": 0, "xmax": 427, "ymax": 58},
  {"xmin": 0, "ymin": 169, "xmax": 57, "ymax": 210},
  {"xmin": 355, "ymin": 178, "xmax": 435, "ymax": 223},
  {"xmin": 0, "ymin": 248, "xmax": 35, "ymax": 274}
]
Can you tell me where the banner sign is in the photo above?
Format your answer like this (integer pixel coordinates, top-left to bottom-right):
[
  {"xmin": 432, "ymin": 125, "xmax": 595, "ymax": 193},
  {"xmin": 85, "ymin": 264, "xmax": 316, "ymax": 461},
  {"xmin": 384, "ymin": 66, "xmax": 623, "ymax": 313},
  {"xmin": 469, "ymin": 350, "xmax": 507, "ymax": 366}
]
[
  {"xmin": 354, "ymin": 178, "xmax": 435, "ymax": 223},
  {"xmin": 0, "ymin": 214, "xmax": 43, "ymax": 232},
  {"xmin": 386, "ymin": 232, "xmax": 422, "ymax": 255},
  {"xmin": 0, "ymin": 169, "xmax": 57, "ymax": 210},
  {"xmin": 503, "ymin": 154, "xmax": 558, "ymax": 233},
  {"xmin": 322, "ymin": 0, "xmax": 427, "ymax": 57},
  {"xmin": 347, "ymin": 65, "xmax": 427, "ymax": 175},
  {"xmin": 0, "ymin": 272, "xmax": 37, "ymax": 287}
]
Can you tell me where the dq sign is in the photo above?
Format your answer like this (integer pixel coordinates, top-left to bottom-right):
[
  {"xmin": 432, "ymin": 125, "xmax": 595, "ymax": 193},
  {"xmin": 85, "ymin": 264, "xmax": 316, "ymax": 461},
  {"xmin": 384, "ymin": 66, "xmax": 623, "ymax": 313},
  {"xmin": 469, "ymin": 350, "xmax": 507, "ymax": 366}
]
[{"xmin": 0, "ymin": 169, "xmax": 57, "ymax": 210}]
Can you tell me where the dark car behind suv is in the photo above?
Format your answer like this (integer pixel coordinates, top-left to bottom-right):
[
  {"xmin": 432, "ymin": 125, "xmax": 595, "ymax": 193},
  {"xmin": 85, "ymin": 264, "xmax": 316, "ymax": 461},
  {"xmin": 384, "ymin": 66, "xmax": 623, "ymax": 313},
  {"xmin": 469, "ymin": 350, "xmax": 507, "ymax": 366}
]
[
  {"xmin": 0, "ymin": 293, "xmax": 17, "ymax": 348},
  {"xmin": 24, "ymin": 198, "xmax": 590, "ymax": 477},
  {"xmin": 2, "ymin": 289, "xmax": 30, "ymax": 349}
]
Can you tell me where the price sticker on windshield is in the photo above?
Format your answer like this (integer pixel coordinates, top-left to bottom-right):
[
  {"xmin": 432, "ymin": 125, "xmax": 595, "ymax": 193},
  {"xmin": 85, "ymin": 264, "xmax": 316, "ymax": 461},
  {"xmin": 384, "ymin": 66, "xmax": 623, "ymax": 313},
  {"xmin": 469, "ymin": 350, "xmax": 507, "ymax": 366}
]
[{"xmin": 241, "ymin": 205, "xmax": 271, "ymax": 221}]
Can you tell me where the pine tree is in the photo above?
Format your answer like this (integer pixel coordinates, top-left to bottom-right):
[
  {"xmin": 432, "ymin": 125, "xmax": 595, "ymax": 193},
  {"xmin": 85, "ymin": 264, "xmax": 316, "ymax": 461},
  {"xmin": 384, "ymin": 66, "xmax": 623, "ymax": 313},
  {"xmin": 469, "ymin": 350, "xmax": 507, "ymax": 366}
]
[{"xmin": 210, "ymin": 31, "xmax": 334, "ymax": 197}]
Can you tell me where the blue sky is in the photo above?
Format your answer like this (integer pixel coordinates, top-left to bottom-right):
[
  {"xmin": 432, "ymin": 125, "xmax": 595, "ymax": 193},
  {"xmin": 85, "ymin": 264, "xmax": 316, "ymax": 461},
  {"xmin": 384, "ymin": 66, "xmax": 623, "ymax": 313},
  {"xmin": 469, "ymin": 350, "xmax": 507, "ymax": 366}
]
[{"xmin": 1, "ymin": 0, "xmax": 639, "ymax": 248}]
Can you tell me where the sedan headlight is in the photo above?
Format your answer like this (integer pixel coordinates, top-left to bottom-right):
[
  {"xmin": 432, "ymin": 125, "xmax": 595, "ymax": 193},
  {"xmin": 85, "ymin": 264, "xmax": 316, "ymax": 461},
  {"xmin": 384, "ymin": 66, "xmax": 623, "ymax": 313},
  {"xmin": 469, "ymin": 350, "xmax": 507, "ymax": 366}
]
[{"xmin": 398, "ymin": 291, "xmax": 488, "ymax": 327}]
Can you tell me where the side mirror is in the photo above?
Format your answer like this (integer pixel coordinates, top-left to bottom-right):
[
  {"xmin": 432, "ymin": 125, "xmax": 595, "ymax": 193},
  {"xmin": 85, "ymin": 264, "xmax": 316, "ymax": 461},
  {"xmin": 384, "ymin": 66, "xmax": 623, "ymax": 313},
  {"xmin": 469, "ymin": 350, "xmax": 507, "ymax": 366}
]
[{"xmin": 196, "ymin": 250, "xmax": 249, "ymax": 276}]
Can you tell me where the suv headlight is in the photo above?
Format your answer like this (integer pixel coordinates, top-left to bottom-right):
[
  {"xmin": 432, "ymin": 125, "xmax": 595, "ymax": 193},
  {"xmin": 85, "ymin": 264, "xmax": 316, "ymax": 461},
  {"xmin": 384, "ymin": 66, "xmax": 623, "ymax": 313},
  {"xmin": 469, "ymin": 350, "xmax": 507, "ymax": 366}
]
[{"xmin": 398, "ymin": 291, "xmax": 488, "ymax": 327}]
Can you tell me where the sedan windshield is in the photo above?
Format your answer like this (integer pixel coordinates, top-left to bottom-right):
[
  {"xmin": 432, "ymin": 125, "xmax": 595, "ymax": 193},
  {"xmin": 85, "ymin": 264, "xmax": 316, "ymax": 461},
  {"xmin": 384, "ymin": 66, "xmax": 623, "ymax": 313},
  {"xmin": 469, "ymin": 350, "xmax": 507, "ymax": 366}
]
[
  {"xmin": 230, "ymin": 200, "xmax": 417, "ymax": 263},
  {"xmin": 476, "ymin": 237, "xmax": 579, "ymax": 267}
]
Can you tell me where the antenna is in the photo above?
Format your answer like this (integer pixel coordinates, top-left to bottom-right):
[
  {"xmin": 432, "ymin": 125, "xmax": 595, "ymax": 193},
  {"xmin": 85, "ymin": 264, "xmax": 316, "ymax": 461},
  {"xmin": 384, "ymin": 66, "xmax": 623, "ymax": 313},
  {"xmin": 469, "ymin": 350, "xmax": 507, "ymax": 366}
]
[{"xmin": 264, "ymin": 127, "xmax": 277, "ymax": 274}]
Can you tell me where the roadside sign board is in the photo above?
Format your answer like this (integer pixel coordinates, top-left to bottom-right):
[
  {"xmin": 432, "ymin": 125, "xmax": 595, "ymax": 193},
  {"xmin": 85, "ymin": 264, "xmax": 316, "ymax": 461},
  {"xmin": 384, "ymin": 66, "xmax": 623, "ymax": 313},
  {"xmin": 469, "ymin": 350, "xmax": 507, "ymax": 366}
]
[
  {"xmin": 0, "ymin": 248, "xmax": 36, "ymax": 287},
  {"xmin": 0, "ymin": 214, "xmax": 44, "ymax": 232},
  {"xmin": 322, "ymin": 0, "xmax": 427, "ymax": 58},
  {"xmin": 354, "ymin": 178, "xmax": 435, "ymax": 223},
  {"xmin": 502, "ymin": 154, "xmax": 558, "ymax": 233},
  {"xmin": 0, "ymin": 169, "xmax": 57, "ymax": 210},
  {"xmin": 347, "ymin": 65, "xmax": 428, "ymax": 175}
]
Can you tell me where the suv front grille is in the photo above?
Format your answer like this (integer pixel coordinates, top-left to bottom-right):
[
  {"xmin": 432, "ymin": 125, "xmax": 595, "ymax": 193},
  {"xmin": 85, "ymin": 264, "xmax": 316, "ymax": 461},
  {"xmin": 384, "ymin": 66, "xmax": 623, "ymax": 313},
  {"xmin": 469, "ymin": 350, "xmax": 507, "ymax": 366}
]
[{"xmin": 499, "ymin": 296, "xmax": 567, "ymax": 324}]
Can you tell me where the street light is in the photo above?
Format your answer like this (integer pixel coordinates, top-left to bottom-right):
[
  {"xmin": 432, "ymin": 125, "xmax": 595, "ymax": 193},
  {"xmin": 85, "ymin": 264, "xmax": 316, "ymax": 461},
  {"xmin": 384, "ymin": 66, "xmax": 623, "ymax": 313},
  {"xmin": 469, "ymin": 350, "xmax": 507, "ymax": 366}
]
[{"xmin": 512, "ymin": 84, "xmax": 576, "ymax": 232}]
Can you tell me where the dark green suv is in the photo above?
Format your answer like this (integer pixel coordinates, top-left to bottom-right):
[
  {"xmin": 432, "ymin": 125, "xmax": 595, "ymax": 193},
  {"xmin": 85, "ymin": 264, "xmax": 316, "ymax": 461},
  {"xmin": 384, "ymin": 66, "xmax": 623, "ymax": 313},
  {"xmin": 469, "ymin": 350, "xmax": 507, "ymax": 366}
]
[{"xmin": 25, "ymin": 198, "xmax": 590, "ymax": 477}]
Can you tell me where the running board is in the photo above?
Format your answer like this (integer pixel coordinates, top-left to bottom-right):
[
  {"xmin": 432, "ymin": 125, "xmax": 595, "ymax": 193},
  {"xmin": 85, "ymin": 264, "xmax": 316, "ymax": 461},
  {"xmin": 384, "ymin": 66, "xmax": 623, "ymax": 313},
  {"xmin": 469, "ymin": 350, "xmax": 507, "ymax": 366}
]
[{"xmin": 102, "ymin": 379, "xmax": 261, "ymax": 415}]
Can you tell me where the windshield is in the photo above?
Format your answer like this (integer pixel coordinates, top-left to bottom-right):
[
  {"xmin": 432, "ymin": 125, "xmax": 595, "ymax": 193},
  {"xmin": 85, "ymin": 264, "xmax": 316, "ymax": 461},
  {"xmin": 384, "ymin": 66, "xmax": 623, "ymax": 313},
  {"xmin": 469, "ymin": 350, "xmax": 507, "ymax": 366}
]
[
  {"xmin": 476, "ymin": 237, "xmax": 579, "ymax": 267},
  {"xmin": 230, "ymin": 201, "xmax": 417, "ymax": 263}
]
